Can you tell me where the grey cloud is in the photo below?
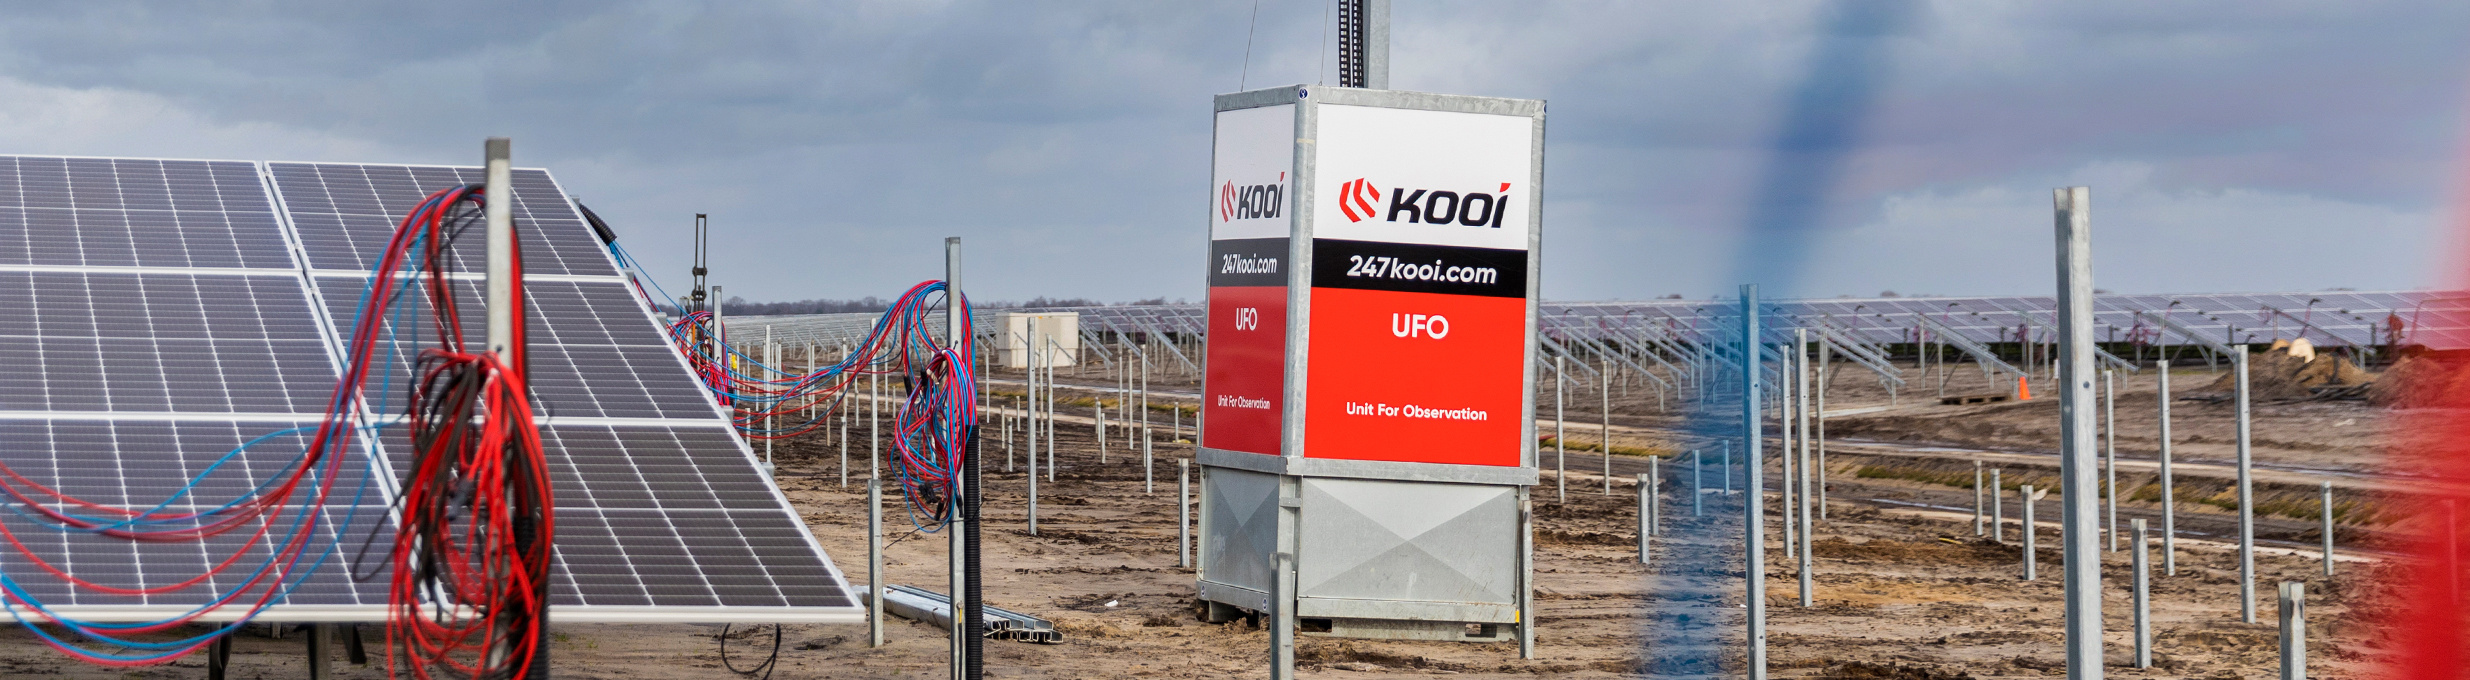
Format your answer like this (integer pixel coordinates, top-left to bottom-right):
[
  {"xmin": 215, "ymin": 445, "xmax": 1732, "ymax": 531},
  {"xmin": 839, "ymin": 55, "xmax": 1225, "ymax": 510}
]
[{"xmin": 0, "ymin": 1, "xmax": 2459, "ymax": 302}]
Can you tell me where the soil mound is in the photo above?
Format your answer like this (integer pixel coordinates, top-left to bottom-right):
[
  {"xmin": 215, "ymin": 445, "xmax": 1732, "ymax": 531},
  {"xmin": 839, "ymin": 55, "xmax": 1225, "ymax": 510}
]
[
  {"xmin": 2368, "ymin": 353, "xmax": 2470, "ymax": 408},
  {"xmin": 2197, "ymin": 345, "xmax": 2373, "ymax": 400}
]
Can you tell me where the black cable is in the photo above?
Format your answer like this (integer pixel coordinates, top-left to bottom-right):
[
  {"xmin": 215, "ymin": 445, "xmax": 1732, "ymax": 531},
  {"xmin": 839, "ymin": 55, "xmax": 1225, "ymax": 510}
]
[{"xmin": 718, "ymin": 623, "xmax": 782, "ymax": 680}]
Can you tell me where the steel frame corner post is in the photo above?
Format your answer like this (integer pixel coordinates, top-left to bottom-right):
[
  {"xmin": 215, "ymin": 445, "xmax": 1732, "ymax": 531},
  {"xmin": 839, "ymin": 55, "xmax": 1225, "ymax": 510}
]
[
  {"xmin": 1272, "ymin": 474, "xmax": 1300, "ymax": 680},
  {"xmin": 1518, "ymin": 485, "xmax": 1535, "ymax": 659},
  {"xmin": 1740, "ymin": 284, "xmax": 1767, "ymax": 680},
  {"xmin": 2053, "ymin": 186, "xmax": 2102, "ymax": 678}
]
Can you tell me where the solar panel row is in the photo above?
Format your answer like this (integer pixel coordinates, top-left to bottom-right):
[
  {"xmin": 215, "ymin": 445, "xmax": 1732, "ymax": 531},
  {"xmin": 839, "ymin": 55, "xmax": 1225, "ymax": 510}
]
[{"xmin": 0, "ymin": 154, "xmax": 858, "ymax": 622}]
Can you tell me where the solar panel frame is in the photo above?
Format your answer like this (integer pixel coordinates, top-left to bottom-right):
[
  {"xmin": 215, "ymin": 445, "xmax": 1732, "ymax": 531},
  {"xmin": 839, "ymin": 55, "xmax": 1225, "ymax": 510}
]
[
  {"xmin": 272, "ymin": 162, "xmax": 860, "ymax": 623},
  {"xmin": 0, "ymin": 156, "xmax": 859, "ymax": 624}
]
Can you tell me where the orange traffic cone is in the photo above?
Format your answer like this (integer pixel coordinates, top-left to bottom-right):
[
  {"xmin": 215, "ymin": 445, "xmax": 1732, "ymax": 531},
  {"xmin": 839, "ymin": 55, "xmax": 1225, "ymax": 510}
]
[{"xmin": 2016, "ymin": 376, "xmax": 2032, "ymax": 401}]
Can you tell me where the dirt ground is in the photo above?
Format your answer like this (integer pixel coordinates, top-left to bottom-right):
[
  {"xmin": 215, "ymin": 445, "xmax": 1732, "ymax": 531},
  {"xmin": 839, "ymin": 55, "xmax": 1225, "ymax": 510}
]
[{"xmin": 0, "ymin": 359, "xmax": 2412, "ymax": 678}]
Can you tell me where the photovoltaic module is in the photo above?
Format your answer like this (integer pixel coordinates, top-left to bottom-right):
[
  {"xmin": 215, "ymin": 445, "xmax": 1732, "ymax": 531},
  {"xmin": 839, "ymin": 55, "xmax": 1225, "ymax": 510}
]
[{"xmin": 0, "ymin": 155, "xmax": 860, "ymax": 622}]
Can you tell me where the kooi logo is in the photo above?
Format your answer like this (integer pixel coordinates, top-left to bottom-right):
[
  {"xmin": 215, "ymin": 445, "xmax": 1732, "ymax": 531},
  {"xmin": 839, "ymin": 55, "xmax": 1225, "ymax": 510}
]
[
  {"xmin": 1221, "ymin": 172, "xmax": 1286, "ymax": 223},
  {"xmin": 1337, "ymin": 178, "xmax": 1512, "ymax": 227}
]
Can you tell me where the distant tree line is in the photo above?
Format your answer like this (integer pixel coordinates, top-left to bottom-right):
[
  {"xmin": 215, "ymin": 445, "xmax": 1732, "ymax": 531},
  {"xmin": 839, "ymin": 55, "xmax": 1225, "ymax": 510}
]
[{"xmin": 720, "ymin": 295, "xmax": 1185, "ymax": 316}]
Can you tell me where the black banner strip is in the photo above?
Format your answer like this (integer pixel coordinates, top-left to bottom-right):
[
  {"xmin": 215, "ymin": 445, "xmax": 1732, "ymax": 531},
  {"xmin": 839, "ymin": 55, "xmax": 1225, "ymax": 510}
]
[
  {"xmin": 1209, "ymin": 237, "xmax": 1291, "ymax": 287},
  {"xmin": 1308, "ymin": 239, "xmax": 1528, "ymax": 298}
]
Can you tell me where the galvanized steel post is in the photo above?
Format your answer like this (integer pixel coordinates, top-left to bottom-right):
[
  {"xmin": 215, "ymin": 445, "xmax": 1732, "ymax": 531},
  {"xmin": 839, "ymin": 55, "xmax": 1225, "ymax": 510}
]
[
  {"xmin": 2023, "ymin": 485, "xmax": 2038, "ymax": 581},
  {"xmin": 1178, "ymin": 459, "xmax": 1191, "ymax": 568},
  {"xmin": 2157, "ymin": 360, "xmax": 2176, "ymax": 575},
  {"xmin": 2105, "ymin": 369, "xmax": 2117, "ymax": 552},
  {"xmin": 2053, "ymin": 186, "xmax": 2103, "ymax": 676},
  {"xmin": 868, "ymin": 477, "xmax": 885, "ymax": 647},
  {"xmin": 1601, "ymin": 359, "xmax": 1613, "ymax": 495},
  {"xmin": 1974, "ymin": 461, "xmax": 1986, "ymax": 537},
  {"xmin": 1636, "ymin": 472, "xmax": 1650, "ymax": 565},
  {"xmin": 2320, "ymin": 481, "xmax": 2335, "ymax": 576},
  {"xmin": 2279, "ymin": 581, "xmax": 2305, "ymax": 680},
  {"xmin": 2133, "ymin": 519, "xmax": 2150, "ymax": 669},
  {"xmin": 1557, "ymin": 355, "xmax": 1567, "ymax": 503},
  {"xmin": 1993, "ymin": 469, "xmax": 2005, "ymax": 544},
  {"xmin": 1796, "ymin": 329, "xmax": 1814, "ymax": 607},
  {"xmin": 1649, "ymin": 455, "xmax": 1661, "ymax": 535},
  {"xmin": 2237, "ymin": 349, "xmax": 2256, "ymax": 623},
  {"xmin": 1740, "ymin": 284, "xmax": 1767, "ymax": 680},
  {"xmin": 1692, "ymin": 449, "xmax": 1704, "ymax": 517}
]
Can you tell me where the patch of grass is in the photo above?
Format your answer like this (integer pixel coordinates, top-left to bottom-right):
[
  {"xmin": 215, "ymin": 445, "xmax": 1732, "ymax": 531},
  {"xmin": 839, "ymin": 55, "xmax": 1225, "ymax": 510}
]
[{"xmin": 1536, "ymin": 436, "xmax": 1673, "ymax": 458}]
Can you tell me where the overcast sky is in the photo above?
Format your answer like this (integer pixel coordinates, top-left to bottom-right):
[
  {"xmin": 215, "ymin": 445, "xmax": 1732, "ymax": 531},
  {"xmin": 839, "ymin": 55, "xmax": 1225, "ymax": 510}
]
[{"xmin": 1, "ymin": 1, "xmax": 2464, "ymax": 303}]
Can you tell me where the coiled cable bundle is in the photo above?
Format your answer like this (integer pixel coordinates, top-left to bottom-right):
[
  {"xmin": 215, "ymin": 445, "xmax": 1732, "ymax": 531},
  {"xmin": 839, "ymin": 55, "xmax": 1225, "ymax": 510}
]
[
  {"xmin": 372, "ymin": 186, "xmax": 554, "ymax": 679},
  {"xmin": 658, "ymin": 280, "xmax": 974, "ymax": 529}
]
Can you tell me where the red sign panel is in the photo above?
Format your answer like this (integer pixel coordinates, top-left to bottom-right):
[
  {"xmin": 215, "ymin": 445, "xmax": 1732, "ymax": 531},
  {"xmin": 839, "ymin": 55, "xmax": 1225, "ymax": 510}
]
[
  {"xmin": 1203, "ymin": 279, "xmax": 1288, "ymax": 455},
  {"xmin": 1302, "ymin": 287, "xmax": 1526, "ymax": 466}
]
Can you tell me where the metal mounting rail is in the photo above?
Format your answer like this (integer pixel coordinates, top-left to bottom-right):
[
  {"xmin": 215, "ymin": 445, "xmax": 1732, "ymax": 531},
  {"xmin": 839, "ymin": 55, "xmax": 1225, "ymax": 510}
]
[
  {"xmin": 1913, "ymin": 313, "xmax": 2028, "ymax": 379},
  {"xmin": 1123, "ymin": 312, "xmax": 1199, "ymax": 373},
  {"xmin": 2138, "ymin": 310, "xmax": 2240, "ymax": 355},
  {"xmin": 883, "ymin": 584, "xmax": 1062, "ymax": 644},
  {"xmin": 2260, "ymin": 307, "xmax": 2355, "ymax": 347},
  {"xmin": 1799, "ymin": 316, "xmax": 1907, "ymax": 387},
  {"xmin": 1078, "ymin": 326, "xmax": 1116, "ymax": 367}
]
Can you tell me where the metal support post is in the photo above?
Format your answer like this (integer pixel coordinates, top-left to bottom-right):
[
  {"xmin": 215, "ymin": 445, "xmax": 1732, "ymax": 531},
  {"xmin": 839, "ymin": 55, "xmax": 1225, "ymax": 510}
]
[
  {"xmin": 1781, "ymin": 346, "xmax": 1797, "ymax": 561},
  {"xmin": 1692, "ymin": 450, "xmax": 1703, "ymax": 517},
  {"xmin": 1144, "ymin": 436, "xmax": 1154, "ymax": 494},
  {"xmin": 1648, "ymin": 455, "xmax": 1661, "ymax": 535},
  {"xmin": 1096, "ymin": 403, "xmax": 1106, "ymax": 464},
  {"xmin": 1974, "ymin": 461, "xmax": 1985, "ymax": 536},
  {"xmin": 2279, "ymin": 582, "xmax": 2306, "ymax": 680},
  {"xmin": 868, "ymin": 477, "xmax": 886, "ymax": 647},
  {"xmin": 1601, "ymin": 359, "xmax": 1613, "ymax": 495},
  {"xmin": 1637, "ymin": 473, "xmax": 1650, "ymax": 565},
  {"xmin": 2053, "ymin": 186, "xmax": 2102, "ymax": 675},
  {"xmin": 1724, "ymin": 439, "xmax": 1733, "ymax": 496},
  {"xmin": 2023, "ymin": 485, "xmax": 2038, "ymax": 581},
  {"xmin": 945, "ymin": 238, "xmax": 978, "ymax": 680},
  {"xmin": 1556, "ymin": 355, "xmax": 1567, "ymax": 503},
  {"xmin": 2133, "ymin": 519, "xmax": 2151, "ymax": 669},
  {"xmin": 1993, "ymin": 469, "xmax": 2005, "ymax": 544},
  {"xmin": 1271, "ymin": 550, "xmax": 1295, "ymax": 680},
  {"xmin": 1796, "ymin": 329, "xmax": 1814, "ymax": 607},
  {"xmin": 2237, "ymin": 349, "xmax": 2256, "ymax": 623},
  {"xmin": 308, "ymin": 623, "xmax": 333, "ymax": 680},
  {"xmin": 872, "ymin": 371, "xmax": 882, "ymax": 480},
  {"xmin": 1178, "ymin": 459, "xmax": 1191, "ymax": 568},
  {"xmin": 2158, "ymin": 361, "xmax": 2176, "ymax": 575},
  {"xmin": 1740, "ymin": 284, "xmax": 1768, "ymax": 680},
  {"xmin": 1817, "ymin": 341, "xmax": 1829, "ymax": 518},
  {"xmin": 2320, "ymin": 481, "xmax": 2335, "ymax": 576},
  {"xmin": 2105, "ymin": 369, "xmax": 2117, "ymax": 552},
  {"xmin": 1518, "ymin": 486, "xmax": 1536, "ymax": 659}
]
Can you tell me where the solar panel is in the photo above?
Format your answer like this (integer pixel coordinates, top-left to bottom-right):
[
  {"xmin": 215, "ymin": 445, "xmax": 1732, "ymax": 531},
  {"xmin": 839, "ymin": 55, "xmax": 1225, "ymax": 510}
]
[
  {"xmin": 0, "ymin": 154, "xmax": 858, "ymax": 624},
  {"xmin": 0, "ymin": 157, "xmax": 292, "ymax": 269},
  {"xmin": 0, "ymin": 270, "xmax": 337, "ymax": 414},
  {"xmin": 269, "ymin": 162, "xmax": 618, "ymax": 277},
  {"xmin": 277, "ymin": 161, "xmax": 858, "ymax": 622},
  {"xmin": 0, "ymin": 418, "xmax": 391, "ymax": 614}
]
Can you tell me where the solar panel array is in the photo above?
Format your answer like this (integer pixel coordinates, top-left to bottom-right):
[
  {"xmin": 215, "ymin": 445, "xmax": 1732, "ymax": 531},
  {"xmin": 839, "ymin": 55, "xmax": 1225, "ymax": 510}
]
[
  {"xmin": 719, "ymin": 291, "xmax": 2448, "ymax": 358},
  {"xmin": 0, "ymin": 155, "xmax": 859, "ymax": 623}
]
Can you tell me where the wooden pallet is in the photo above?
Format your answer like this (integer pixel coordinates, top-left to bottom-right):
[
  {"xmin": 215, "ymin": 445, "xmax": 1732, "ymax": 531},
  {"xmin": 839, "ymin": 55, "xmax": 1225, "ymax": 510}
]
[{"xmin": 1939, "ymin": 394, "xmax": 2009, "ymax": 406}]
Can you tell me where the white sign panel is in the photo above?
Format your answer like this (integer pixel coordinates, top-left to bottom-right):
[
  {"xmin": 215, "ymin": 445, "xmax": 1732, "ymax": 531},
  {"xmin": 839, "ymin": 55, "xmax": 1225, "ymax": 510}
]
[
  {"xmin": 1211, "ymin": 104, "xmax": 1297, "ymax": 242},
  {"xmin": 1311, "ymin": 104, "xmax": 1533, "ymax": 251}
]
